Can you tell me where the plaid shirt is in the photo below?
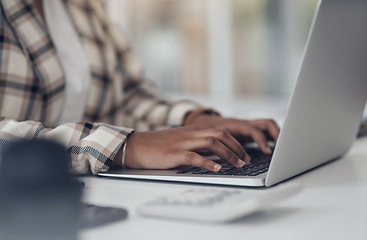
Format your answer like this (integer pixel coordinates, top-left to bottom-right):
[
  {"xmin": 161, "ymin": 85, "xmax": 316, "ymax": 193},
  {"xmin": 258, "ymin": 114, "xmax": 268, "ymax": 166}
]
[{"xmin": 0, "ymin": 0, "xmax": 201, "ymax": 174}]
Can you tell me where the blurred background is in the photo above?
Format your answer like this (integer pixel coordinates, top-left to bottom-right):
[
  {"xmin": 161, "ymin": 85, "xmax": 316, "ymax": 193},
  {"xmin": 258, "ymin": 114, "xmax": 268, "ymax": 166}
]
[{"xmin": 107, "ymin": 0, "xmax": 319, "ymax": 99}]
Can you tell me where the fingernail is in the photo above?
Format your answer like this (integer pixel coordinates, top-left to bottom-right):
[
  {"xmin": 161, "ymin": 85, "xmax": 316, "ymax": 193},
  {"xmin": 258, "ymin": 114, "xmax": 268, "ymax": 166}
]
[
  {"xmin": 237, "ymin": 159, "xmax": 246, "ymax": 168},
  {"xmin": 214, "ymin": 164, "xmax": 222, "ymax": 172}
]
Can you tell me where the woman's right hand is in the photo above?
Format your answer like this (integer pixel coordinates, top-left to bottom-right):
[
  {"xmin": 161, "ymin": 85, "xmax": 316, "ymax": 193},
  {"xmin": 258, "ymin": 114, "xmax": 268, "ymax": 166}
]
[{"xmin": 123, "ymin": 126, "xmax": 251, "ymax": 172}]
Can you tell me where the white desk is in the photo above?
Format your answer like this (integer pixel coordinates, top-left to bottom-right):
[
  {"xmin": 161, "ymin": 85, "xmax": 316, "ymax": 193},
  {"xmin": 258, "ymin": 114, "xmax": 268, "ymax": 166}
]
[{"xmin": 79, "ymin": 95, "xmax": 367, "ymax": 240}]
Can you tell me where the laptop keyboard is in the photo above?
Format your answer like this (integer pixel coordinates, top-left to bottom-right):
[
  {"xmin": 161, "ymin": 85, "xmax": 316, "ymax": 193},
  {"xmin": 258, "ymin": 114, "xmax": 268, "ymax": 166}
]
[{"xmin": 176, "ymin": 147, "xmax": 272, "ymax": 177}]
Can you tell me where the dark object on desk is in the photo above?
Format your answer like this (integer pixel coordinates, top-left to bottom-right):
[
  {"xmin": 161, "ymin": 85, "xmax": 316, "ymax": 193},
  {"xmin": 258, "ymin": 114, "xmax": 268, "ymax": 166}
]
[
  {"xmin": 78, "ymin": 180, "xmax": 86, "ymax": 188},
  {"xmin": 0, "ymin": 140, "xmax": 81, "ymax": 240},
  {"xmin": 357, "ymin": 119, "xmax": 367, "ymax": 138},
  {"xmin": 0, "ymin": 139, "xmax": 128, "ymax": 240},
  {"xmin": 79, "ymin": 203, "xmax": 128, "ymax": 229}
]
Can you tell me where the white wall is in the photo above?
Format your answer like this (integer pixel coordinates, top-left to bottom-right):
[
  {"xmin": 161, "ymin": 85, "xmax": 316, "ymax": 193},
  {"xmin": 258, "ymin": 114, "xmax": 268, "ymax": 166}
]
[{"xmin": 107, "ymin": 0, "xmax": 318, "ymax": 97}]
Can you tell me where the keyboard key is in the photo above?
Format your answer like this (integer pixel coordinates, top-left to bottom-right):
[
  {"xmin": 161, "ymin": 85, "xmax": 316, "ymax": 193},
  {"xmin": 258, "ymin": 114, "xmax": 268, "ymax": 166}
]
[
  {"xmin": 222, "ymin": 168, "xmax": 242, "ymax": 175},
  {"xmin": 234, "ymin": 169, "xmax": 253, "ymax": 176},
  {"xmin": 177, "ymin": 166, "xmax": 199, "ymax": 174},
  {"xmin": 192, "ymin": 169, "xmax": 210, "ymax": 174}
]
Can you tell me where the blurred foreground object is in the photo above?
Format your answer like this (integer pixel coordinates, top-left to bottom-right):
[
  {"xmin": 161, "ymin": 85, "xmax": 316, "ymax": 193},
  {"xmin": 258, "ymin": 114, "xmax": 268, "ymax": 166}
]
[
  {"xmin": 357, "ymin": 119, "xmax": 367, "ymax": 138},
  {"xmin": 0, "ymin": 140, "xmax": 81, "ymax": 240}
]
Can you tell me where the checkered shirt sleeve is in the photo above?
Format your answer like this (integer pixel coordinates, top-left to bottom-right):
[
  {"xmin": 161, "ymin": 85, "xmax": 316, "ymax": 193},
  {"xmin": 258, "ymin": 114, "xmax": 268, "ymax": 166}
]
[
  {"xmin": 0, "ymin": 0, "xmax": 205, "ymax": 174},
  {"xmin": 0, "ymin": 118, "xmax": 134, "ymax": 174}
]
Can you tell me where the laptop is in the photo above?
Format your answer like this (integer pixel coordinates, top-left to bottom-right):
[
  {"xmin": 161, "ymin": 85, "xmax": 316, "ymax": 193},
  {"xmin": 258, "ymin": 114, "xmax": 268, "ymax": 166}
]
[{"xmin": 99, "ymin": 0, "xmax": 367, "ymax": 187}]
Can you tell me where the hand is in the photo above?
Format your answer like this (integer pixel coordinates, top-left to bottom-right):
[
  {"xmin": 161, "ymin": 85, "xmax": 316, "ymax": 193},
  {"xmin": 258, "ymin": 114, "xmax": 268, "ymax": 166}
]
[
  {"xmin": 188, "ymin": 115, "xmax": 280, "ymax": 155},
  {"xmin": 123, "ymin": 126, "xmax": 251, "ymax": 172}
]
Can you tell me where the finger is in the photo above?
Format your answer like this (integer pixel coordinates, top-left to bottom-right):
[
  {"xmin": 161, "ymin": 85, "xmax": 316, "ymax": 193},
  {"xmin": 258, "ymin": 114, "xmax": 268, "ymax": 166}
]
[
  {"xmin": 195, "ymin": 129, "xmax": 248, "ymax": 162},
  {"xmin": 250, "ymin": 119, "xmax": 280, "ymax": 143},
  {"xmin": 248, "ymin": 127, "xmax": 273, "ymax": 154},
  {"xmin": 184, "ymin": 136, "xmax": 248, "ymax": 167},
  {"xmin": 178, "ymin": 151, "xmax": 222, "ymax": 172},
  {"xmin": 265, "ymin": 120, "xmax": 280, "ymax": 143},
  {"xmin": 228, "ymin": 121, "xmax": 272, "ymax": 155}
]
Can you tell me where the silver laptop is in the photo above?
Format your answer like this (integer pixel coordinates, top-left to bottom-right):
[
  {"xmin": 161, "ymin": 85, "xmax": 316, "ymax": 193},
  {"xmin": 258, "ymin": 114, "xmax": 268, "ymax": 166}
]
[{"xmin": 99, "ymin": 0, "xmax": 367, "ymax": 187}]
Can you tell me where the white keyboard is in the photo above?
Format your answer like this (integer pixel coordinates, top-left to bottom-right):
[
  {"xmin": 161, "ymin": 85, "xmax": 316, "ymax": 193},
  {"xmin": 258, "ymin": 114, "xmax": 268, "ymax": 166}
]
[{"xmin": 137, "ymin": 182, "xmax": 303, "ymax": 223}]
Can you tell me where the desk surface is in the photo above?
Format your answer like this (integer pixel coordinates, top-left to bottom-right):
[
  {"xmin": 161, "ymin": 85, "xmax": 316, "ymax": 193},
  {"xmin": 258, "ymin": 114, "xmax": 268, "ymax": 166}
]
[{"xmin": 79, "ymin": 95, "xmax": 367, "ymax": 240}]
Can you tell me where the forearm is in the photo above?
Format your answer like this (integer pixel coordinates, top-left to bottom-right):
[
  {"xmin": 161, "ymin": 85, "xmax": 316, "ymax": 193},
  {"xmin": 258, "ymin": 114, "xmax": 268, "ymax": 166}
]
[
  {"xmin": 0, "ymin": 118, "xmax": 133, "ymax": 174},
  {"xmin": 119, "ymin": 80, "xmax": 203, "ymax": 131}
]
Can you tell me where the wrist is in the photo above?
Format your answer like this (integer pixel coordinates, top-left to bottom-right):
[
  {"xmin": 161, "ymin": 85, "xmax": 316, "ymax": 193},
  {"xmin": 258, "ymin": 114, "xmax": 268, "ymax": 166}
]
[
  {"xmin": 111, "ymin": 133, "xmax": 133, "ymax": 167},
  {"xmin": 111, "ymin": 145, "xmax": 123, "ymax": 166}
]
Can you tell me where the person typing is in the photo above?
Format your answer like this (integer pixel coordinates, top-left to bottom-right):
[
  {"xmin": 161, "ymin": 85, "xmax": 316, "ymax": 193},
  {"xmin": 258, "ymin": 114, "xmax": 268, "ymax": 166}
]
[{"xmin": 0, "ymin": 0, "xmax": 279, "ymax": 175}]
